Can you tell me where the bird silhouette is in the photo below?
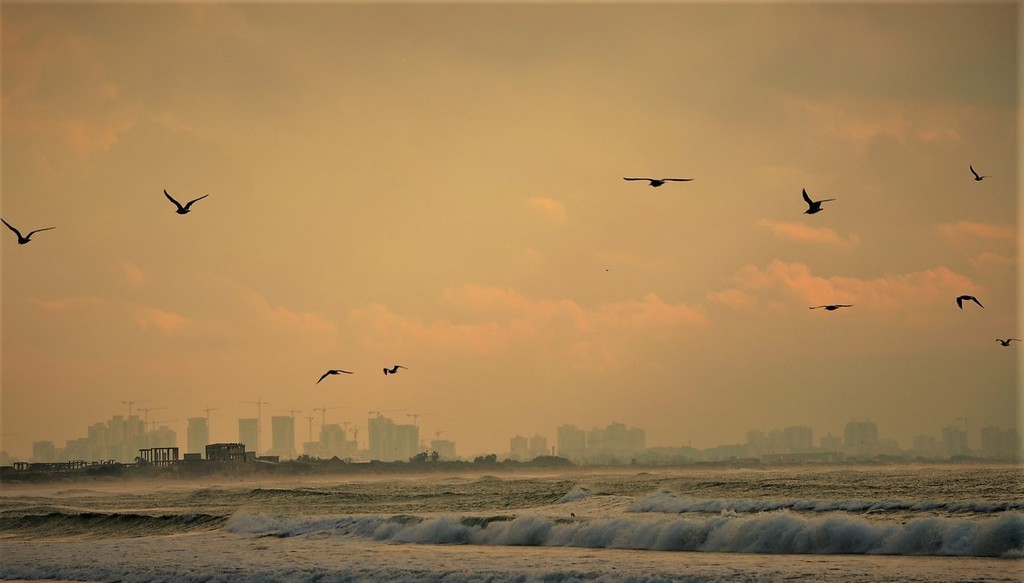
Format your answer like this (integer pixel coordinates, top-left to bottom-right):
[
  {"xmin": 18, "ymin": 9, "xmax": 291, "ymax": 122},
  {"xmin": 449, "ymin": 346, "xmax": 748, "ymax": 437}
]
[
  {"xmin": 383, "ymin": 365, "xmax": 407, "ymax": 375},
  {"xmin": 810, "ymin": 304, "xmax": 853, "ymax": 311},
  {"xmin": 969, "ymin": 165, "xmax": 988, "ymax": 181},
  {"xmin": 164, "ymin": 190, "xmax": 209, "ymax": 215},
  {"xmin": 623, "ymin": 177, "xmax": 693, "ymax": 187},
  {"xmin": 955, "ymin": 295, "xmax": 984, "ymax": 309},
  {"xmin": 2, "ymin": 218, "xmax": 55, "ymax": 245},
  {"xmin": 996, "ymin": 339, "xmax": 1021, "ymax": 346},
  {"xmin": 317, "ymin": 369, "xmax": 354, "ymax": 384},
  {"xmin": 802, "ymin": 189, "xmax": 835, "ymax": 214}
]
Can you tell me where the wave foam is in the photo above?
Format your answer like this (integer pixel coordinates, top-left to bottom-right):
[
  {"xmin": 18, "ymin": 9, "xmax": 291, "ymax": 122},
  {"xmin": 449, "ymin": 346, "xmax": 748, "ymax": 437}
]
[
  {"xmin": 225, "ymin": 511, "xmax": 1024, "ymax": 557},
  {"xmin": 628, "ymin": 492, "xmax": 1024, "ymax": 515}
]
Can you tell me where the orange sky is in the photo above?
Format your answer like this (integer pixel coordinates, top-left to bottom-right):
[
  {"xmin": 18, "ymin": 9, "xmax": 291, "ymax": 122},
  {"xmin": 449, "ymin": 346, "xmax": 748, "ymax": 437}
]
[{"xmin": 1, "ymin": 2, "xmax": 1018, "ymax": 459}]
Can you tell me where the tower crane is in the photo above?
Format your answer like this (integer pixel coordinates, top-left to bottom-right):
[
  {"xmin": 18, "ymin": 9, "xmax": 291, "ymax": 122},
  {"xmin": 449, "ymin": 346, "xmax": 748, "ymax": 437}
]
[{"xmin": 406, "ymin": 412, "xmax": 436, "ymax": 427}]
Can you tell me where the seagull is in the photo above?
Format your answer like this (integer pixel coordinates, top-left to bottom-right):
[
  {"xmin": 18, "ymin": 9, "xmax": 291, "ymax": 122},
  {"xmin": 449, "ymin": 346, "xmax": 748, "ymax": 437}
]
[
  {"xmin": 623, "ymin": 177, "xmax": 693, "ymax": 187},
  {"xmin": 955, "ymin": 295, "xmax": 983, "ymax": 309},
  {"xmin": 996, "ymin": 339, "xmax": 1021, "ymax": 347},
  {"xmin": 164, "ymin": 190, "xmax": 209, "ymax": 215},
  {"xmin": 2, "ymin": 218, "xmax": 55, "ymax": 245},
  {"xmin": 383, "ymin": 365, "xmax": 407, "ymax": 375},
  {"xmin": 316, "ymin": 369, "xmax": 353, "ymax": 384},
  {"xmin": 969, "ymin": 165, "xmax": 988, "ymax": 181},
  {"xmin": 802, "ymin": 189, "xmax": 835, "ymax": 215},
  {"xmin": 810, "ymin": 304, "xmax": 853, "ymax": 311}
]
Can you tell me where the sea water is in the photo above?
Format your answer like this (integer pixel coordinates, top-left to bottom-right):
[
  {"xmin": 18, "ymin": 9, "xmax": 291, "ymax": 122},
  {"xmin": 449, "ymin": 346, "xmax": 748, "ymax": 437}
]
[{"xmin": 0, "ymin": 464, "xmax": 1021, "ymax": 582}]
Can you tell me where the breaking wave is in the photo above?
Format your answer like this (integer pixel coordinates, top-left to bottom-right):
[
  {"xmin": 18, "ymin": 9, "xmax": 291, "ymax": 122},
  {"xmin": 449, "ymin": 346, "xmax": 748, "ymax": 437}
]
[
  {"xmin": 225, "ymin": 511, "xmax": 1024, "ymax": 557},
  {"xmin": 628, "ymin": 492, "xmax": 1024, "ymax": 516},
  {"xmin": 0, "ymin": 511, "xmax": 227, "ymax": 537}
]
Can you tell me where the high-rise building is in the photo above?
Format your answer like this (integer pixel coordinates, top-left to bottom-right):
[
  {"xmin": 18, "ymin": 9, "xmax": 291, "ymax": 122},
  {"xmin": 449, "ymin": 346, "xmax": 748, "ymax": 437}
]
[
  {"xmin": 147, "ymin": 425, "xmax": 177, "ymax": 448},
  {"xmin": 239, "ymin": 418, "xmax": 259, "ymax": 455},
  {"xmin": 32, "ymin": 441, "xmax": 56, "ymax": 463},
  {"xmin": 430, "ymin": 438, "xmax": 456, "ymax": 460},
  {"xmin": 367, "ymin": 415, "xmax": 419, "ymax": 461},
  {"xmin": 942, "ymin": 425, "xmax": 968, "ymax": 457},
  {"xmin": 557, "ymin": 425, "xmax": 586, "ymax": 462},
  {"xmin": 187, "ymin": 417, "xmax": 209, "ymax": 454},
  {"xmin": 782, "ymin": 426, "xmax": 813, "ymax": 452},
  {"xmin": 528, "ymin": 435, "xmax": 549, "ymax": 458},
  {"xmin": 510, "ymin": 435, "xmax": 529, "ymax": 460},
  {"xmin": 844, "ymin": 420, "xmax": 879, "ymax": 456},
  {"xmin": 270, "ymin": 415, "xmax": 296, "ymax": 459}
]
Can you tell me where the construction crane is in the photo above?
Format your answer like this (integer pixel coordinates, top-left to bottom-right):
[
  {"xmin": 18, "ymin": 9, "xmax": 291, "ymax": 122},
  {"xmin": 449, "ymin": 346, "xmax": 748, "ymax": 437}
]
[
  {"xmin": 305, "ymin": 414, "xmax": 316, "ymax": 442},
  {"xmin": 122, "ymin": 399, "xmax": 151, "ymax": 419},
  {"xmin": 137, "ymin": 407, "xmax": 165, "ymax": 428},
  {"xmin": 369, "ymin": 408, "xmax": 405, "ymax": 418},
  {"xmin": 313, "ymin": 405, "xmax": 349, "ymax": 427},
  {"xmin": 406, "ymin": 412, "xmax": 436, "ymax": 427}
]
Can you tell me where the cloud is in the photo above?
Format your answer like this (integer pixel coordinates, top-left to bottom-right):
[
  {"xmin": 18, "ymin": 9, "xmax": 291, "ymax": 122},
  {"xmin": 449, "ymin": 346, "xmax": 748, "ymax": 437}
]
[
  {"xmin": 720, "ymin": 259, "xmax": 977, "ymax": 311},
  {"xmin": 785, "ymin": 95, "xmax": 966, "ymax": 148},
  {"xmin": 757, "ymin": 219, "xmax": 859, "ymax": 248},
  {"xmin": 119, "ymin": 261, "xmax": 146, "ymax": 286},
  {"xmin": 351, "ymin": 285, "xmax": 705, "ymax": 368},
  {"xmin": 526, "ymin": 197, "xmax": 567, "ymax": 226},
  {"xmin": 936, "ymin": 221, "xmax": 1016, "ymax": 245},
  {"xmin": 240, "ymin": 291, "xmax": 339, "ymax": 344},
  {"xmin": 133, "ymin": 307, "xmax": 188, "ymax": 334}
]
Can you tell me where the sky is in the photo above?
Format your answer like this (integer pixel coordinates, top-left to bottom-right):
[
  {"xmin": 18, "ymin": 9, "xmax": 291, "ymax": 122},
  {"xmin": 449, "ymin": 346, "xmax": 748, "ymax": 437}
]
[{"xmin": 1, "ymin": 2, "xmax": 1019, "ymax": 460}]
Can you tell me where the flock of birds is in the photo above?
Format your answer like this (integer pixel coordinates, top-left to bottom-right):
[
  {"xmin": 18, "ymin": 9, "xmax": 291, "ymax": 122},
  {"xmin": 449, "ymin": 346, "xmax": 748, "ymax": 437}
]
[
  {"xmin": 2, "ymin": 164, "xmax": 1018, "ymax": 397},
  {"xmin": 619, "ymin": 168, "xmax": 1016, "ymax": 348}
]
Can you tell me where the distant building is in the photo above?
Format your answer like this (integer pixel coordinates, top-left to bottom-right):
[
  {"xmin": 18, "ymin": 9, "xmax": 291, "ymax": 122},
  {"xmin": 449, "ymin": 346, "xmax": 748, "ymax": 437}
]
[
  {"xmin": 430, "ymin": 438, "xmax": 456, "ymax": 460},
  {"xmin": 239, "ymin": 418, "xmax": 259, "ymax": 455},
  {"xmin": 367, "ymin": 415, "xmax": 419, "ymax": 461},
  {"xmin": 510, "ymin": 435, "xmax": 529, "ymax": 460},
  {"xmin": 556, "ymin": 425, "xmax": 586, "ymax": 462},
  {"xmin": 187, "ymin": 418, "xmax": 209, "ymax": 455},
  {"xmin": 270, "ymin": 416, "xmax": 296, "ymax": 460},
  {"xmin": 911, "ymin": 434, "xmax": 941, "ymax": 459},
  {"xmin": 138, "ymin": 447, "xmax": 179, "ymax": 466},
  {"xmin": 147, "ymin": 425, "xmax": 177, "ymax": 449},
  {"xmin": 32, "ymin": 441, "xmax": 56, "ymax": 463},
  {"xmin": 782, "ymin": 426, "xmax": 813, "ymax": 452},
  {"xmin": 819, "ymin": 433, "xmax": 842, "ymax": 452},
  {"xmin": 980, "ymin": 426, "xmax": 1020, "ymax": 460},
  {"xmin": 844, "ymin": 420, "xmax": 879, "ymax": 456},
  {"xmin": 205, "ymin": 443, "xmax": 247, "ymax": 463},
  {"xmin": 528, "ymin": 435, "xmax": 549, "ymax": 458},
  {"xmin": 583, "ymin": 422, "xmax": 645, "ymax": 465},
  {"xmin": 941, "ymin": 425, "xmax": 969, "ymax": 457}
]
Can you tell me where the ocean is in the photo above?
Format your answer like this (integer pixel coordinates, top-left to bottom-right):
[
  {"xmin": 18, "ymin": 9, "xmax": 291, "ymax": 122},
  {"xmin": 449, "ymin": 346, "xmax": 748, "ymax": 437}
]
[{"xmin": 0, "ymin": 464, "xmax": 1021, "ymax": 582}]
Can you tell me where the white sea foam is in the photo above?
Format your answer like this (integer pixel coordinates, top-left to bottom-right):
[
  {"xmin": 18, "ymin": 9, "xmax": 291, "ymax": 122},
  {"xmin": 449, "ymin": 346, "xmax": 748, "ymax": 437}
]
[
  {"xmin": 224, "ymin": 510, "xmax": 1024, "ymax": 557},
  {"xmin": 627, "ymin": 492, "xmax": 1024, "ymax": 515}
]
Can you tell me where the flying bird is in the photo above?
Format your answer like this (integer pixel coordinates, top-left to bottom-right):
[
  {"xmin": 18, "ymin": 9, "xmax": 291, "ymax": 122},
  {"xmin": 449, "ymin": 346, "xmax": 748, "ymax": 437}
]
[
  {"xmin": 969, "ymin": 165, "xmax": 988, "ymax": 181},
  {"xmin": 955, "ymin": 295, "xmax": 984, "ymax": 309},
  {"xmin": 317, "ymin": 369, "xmax": 354, "ymax": 384},
  {"xmin": 164, "ymin": 190, "xmax": 209, "ymax": 215},
  {"xmin": 383, "ymin": 365, "xmax": 407, "ymax": 375},
  {"xmin": 2, "ymin": 218, "xmax": 55, "ymax": 245},
  {"xmin": 802, "ymin": 189, "xmax": 835, "ymax": 215},
  {"xmin": 996, "ymin": 339, "xmax": 1021, "ymax": 347},
  {"xmin": 623, "ymin": 177, "xmax": 693, "ymax": 187},
  {"xmin": 810, "ymin": 304, "xmax": 853, "ymax": 311}
]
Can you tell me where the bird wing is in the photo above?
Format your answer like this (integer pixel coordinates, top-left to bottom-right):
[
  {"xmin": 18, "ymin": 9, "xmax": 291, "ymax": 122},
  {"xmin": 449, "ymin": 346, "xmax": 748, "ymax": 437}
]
[
  {"xmin": 970, "ymin": 165, "xmax": 980, "ymax": 179},
  {"xmin": 382, "ymin": 368, "xmax": 389, "ymax": 375},
  {"xmin": 623, "ymin": 177, "xmax": 650, "ymax": 181},
  {"xmin": 337, "ymin": 369, "xmax": 354, "ymax": 374},
  {"xmin": 818, "ymin": 198, "xmax": 836, "ymax": 203},
  {"xmin": 971, "ymin": 297, "xmax": 984, "ymax": 308},
  {"xmin": 26, "ymin": 227, "xmax": 56, "ymax": 237},
  {"xmin": 956, "ymin": 297, "xmax": 964, "ymax": 309},
  {"xmin": 802, "ymin": 189, "xmax": 813, "ymax": 204},
  {"xmin": 1, "ymin": 218, "xmax": 23, "ymax": 238},
  {"xmin": 809, "ymin": 306, "xmax": 824, "ymax": 309},
  {"xmin": 164, "ymin": 190, "xmax": 185, "ymax": 211},
  {"xmin": 317, "ymin": 372, "xmax": 330, "ymax": 384},
  {"xmin": 663, "ymin": 178, "xmax": 694, "ymax": 182},
  {"xmin": 838, "ymin": 304, "xmax": 853, "ymax": 308},
  {"xmin": 184, "ymin": 194, "xmax": 210, "ymax": 209}
]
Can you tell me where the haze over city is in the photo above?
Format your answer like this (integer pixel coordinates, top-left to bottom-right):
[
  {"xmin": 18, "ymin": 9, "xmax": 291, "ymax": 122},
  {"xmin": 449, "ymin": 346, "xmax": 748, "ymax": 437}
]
[{"xmin": 1, "ymin": 3, "xmax": 1019, "ymax": 462}]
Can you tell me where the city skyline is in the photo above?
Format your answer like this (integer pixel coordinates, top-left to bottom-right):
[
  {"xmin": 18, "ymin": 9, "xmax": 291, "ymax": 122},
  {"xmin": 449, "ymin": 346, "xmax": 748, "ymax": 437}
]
[
  {"xmin": 2, "ymin": 3, "xmax": 1018, "ymax": 460},
  {"xmin": 14, "ymin": 404, "xmax": 1019, "ymax": 465}
]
